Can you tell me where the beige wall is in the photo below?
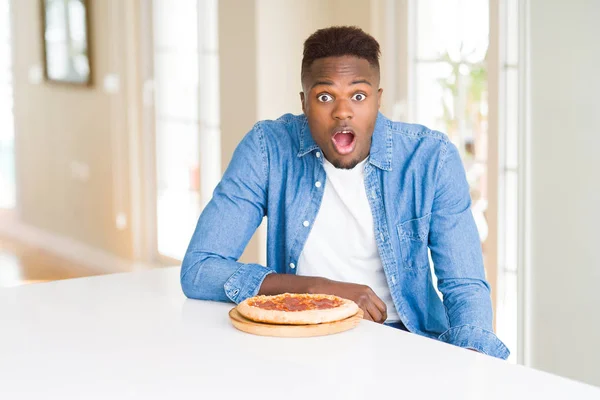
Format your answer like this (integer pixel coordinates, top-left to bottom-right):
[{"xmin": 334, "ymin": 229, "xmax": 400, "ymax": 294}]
[
  {"xmin": 218, "ymin": 0, "xmax": 260, "ymax": 263},
  {"xmin": 12, "ymin": 0, "xmax": 139, "ymax": 260},
  {"xmin": 330, "ymin": 0, "xmax": 374, "ymax": 30},
  {"xmin": 255, "ymin": 0, "xmax": 330, "ymax": 120},
  {"xmin": 218, "ymin": 0, "xmax": 258, "ymax": 171}
]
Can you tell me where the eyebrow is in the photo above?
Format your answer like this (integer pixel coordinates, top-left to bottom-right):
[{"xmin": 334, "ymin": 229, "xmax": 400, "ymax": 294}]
[{"xmin": 310, "ymin": 79, "xmax": 372, "ymax": 90}]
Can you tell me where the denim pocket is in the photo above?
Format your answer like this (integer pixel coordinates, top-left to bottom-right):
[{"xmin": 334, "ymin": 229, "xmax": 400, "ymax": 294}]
[{"xmin": 397, "ymin": 214, "xmax": 431, "ymax": 270}]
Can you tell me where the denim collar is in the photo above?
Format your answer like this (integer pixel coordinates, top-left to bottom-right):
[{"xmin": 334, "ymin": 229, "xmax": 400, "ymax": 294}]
[{"xmin": 297, "ymin": 112, "xmax": 392, "ymax": 171}]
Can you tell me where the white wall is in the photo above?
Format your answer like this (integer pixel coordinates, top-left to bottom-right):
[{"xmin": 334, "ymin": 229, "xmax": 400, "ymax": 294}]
[{"xmin": 528, "ymin": 0, "xmax": 600, "ymax": 387}]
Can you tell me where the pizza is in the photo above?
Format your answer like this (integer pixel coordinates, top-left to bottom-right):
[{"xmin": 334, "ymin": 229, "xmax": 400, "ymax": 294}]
[{"xmin": 236, "ymin": 293, "xmax": 359, "ymax": 325}]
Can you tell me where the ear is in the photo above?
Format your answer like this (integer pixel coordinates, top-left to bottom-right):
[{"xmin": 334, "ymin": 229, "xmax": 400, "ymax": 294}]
[
  {"xmin": 300, "ymin": 92, "xmax": 306, "ymax": 114},
  {"xmin": 377, "ymin": 88, "xmax": 383, "ymax": 109}
]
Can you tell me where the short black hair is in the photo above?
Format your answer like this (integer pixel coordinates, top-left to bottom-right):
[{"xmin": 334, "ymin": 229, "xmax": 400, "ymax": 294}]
[{"xmin": 301, "ymin": 26, "xmax": 381, "ymax": 82}]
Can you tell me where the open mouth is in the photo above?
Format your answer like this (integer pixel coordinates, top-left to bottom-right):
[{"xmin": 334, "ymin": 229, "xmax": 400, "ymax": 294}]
[{"xmin": 331, "ymin": 129, "xmax": 356, "ymax": 155}]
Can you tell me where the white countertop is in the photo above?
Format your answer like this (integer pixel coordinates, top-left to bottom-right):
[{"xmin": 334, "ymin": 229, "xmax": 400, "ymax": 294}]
[{"xmin": 1, "ymin": 267, "xmax": 598, "ymax": 399}]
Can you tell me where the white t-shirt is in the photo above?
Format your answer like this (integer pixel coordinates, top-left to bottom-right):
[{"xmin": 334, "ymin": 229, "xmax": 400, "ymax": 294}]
[{"xmin": 296, "ymin": 157, "xmax": 400, "ymax": 322}]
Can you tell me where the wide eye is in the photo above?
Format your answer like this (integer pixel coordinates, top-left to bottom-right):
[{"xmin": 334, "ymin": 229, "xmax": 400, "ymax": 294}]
[
  {"xmin": 352, "ymin": 93, "xmax": 366, "ymax": 102},
  {"xmin": 317, "ymin": 93, "xmax": 333, "ymax": 102}
]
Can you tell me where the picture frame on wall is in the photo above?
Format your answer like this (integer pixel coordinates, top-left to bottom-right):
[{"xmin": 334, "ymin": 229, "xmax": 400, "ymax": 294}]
[{"xmin": 41, "ymin": 0, "xmax": 92, "ymax": 86}]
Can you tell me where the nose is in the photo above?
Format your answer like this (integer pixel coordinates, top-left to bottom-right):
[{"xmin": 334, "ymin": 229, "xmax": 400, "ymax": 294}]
[{"xmin": 332, "ymin": 99, "xmax": 353, "ymax": 121}]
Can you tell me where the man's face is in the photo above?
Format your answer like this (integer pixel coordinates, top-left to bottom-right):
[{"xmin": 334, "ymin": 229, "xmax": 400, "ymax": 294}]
[{"xmin": 300, "ymin": 55, "xmax": 382, "ymax": 169}]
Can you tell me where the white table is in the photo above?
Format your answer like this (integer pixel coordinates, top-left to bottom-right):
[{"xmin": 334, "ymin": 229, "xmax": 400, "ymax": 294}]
[{"xmin": 1, "ymin": 267, "xmax": 598, "ymax": 399}]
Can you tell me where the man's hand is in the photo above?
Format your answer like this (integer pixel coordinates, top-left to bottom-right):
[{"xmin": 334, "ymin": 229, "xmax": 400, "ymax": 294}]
[
  {"xmin": 259, "ymin": 274, "xmax": 387, "ymax": 323},
  {"xmin": 311, "ymin": 278, "xmax": 388, "ymax": 323}
]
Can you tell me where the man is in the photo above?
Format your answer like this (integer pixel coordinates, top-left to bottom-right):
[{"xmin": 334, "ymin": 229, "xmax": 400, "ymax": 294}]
[{"xmin": 181, "ymin": 26, "xmax": 509, "ymax": 359}]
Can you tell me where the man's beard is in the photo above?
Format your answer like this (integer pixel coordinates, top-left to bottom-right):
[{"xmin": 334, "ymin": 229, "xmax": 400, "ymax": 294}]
[{"xmin": 330, "ymin": 154, "xmax": 366, "ymax": 170}]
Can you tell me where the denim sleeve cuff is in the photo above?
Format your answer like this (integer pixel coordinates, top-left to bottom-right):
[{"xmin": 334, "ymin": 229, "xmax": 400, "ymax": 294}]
[
  {"xmin": 438, "ymin": 325, "xmax": 510, "ymax": 359},
  {"xmin": 223, "ymin": 263, "xmax": 275, "ymax": 304}
]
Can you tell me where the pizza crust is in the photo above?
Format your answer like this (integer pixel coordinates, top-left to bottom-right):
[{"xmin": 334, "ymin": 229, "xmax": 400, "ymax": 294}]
[{"xmin": 237, "ymin": 293, "xmax": 359, "ymax": 325}]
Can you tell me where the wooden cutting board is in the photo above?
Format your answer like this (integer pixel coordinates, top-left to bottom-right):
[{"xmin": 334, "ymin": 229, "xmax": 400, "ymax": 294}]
[{"xmin": 229, "ymin": 307, "xmax": 363, "ymax": 338}]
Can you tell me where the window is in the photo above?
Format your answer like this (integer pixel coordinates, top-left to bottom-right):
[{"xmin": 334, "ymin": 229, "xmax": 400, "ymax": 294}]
[
  {"xmin": 406, "ymin": 0, "xmax": 521, "ymax": 363},
  {"xmin": 411, "ymin": 0, "xmax": 491, "ymax": 246},
  {"xmin": 0, "ymin": 0, "xmax": 15, "ymax": 209},
  {"xmin": 151, "ymin": 0, "xmax": 220, "ymax": 260},
  {"xmin": 493, "ymin": 0, "xmax": 522, "ymax": 364}
]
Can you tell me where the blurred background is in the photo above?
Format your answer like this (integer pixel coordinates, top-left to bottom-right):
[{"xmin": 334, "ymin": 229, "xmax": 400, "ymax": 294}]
[{"xmin": 0, "ymin": 0, "xmax": 598, "ymax": 388}]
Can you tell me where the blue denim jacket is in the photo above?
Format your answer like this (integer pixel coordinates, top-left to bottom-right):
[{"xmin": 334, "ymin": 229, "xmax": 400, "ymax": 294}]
[{"xmin": 181, "ymin": 112, "xmax": 509, "ymax": 359}]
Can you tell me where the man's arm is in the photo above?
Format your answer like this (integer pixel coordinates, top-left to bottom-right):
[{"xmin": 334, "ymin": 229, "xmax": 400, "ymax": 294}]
[
  {"xmin": 428, "ymin": 141, "xmax": 510, "ymax": 359},
  {"xmin": 180, "ymin": 125, "xmax": 388, "ymax": 322},
  {"xmin": 259, "ymin": 274, "xmax": 387, "ymax": 322},
  {"xmin": 180, "ymin": 125, "xmax": 272, "ymax": 303}
]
